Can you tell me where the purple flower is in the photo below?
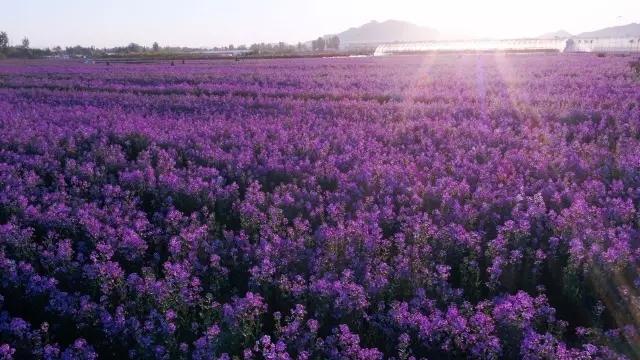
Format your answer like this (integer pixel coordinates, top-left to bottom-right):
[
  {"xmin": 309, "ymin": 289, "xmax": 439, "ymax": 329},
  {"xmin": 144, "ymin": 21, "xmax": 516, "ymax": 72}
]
[
  {"xmin": 0, "ymin": 54, "xmax": 637, "ymax": 359},
  {"xmin": 0, "ymin": 344, "xmax": 15, "ymax": 360}
]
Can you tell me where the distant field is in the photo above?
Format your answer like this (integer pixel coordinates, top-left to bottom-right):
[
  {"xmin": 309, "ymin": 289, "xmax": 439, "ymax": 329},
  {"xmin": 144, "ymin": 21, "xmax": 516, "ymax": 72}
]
[{"xmin": 0, "ymin": 54, "xmax": 639, "ymax": 358}]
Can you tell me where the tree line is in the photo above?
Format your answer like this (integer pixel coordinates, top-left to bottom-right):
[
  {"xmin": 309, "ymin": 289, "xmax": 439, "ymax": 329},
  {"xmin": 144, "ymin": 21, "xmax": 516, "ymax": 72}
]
[
  {"xmin": 311, "ymin": 36, "xmax": 340, "ymax": 51},
  {"xmin": 0, "ymin": 32, "xmax": 45, "ymax": 59},
  {"xmin": 0, "ymin": 31, "xmax": 343, "ymax": 59}
]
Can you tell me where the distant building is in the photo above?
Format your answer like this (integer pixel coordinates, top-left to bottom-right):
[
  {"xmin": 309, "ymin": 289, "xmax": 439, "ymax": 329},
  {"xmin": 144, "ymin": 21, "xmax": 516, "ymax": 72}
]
[
  {"xmin": 374, "ymin": 37, "xmax": 640, "ymax": 55},
  {"xmin": 564, "ymin": 37, "xmax": 640, "ymax": 53},
  {"xmin": 199, "ymin": 49, "xmax": 252, "ymax": 57}
]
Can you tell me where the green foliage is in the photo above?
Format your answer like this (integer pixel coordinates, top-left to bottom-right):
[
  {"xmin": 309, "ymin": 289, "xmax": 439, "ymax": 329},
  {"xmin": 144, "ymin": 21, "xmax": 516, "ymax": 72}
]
[
  {"xmin": 0, "ymin": 31, "xmax": 8, "ymax": 53},
  {"xmin": 312, "ymin": 37, "xmax": 326, "ymax": 51},
  {"xmin": 326, "ymin": 35, "xmax": 340, "ymax": 50}
]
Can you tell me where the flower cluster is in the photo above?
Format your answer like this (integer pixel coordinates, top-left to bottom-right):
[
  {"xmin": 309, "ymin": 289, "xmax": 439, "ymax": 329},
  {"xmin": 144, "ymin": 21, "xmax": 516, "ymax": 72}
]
[{"xmin": 0, "ymin": 54, "xmax": 639, "ymax": 358}]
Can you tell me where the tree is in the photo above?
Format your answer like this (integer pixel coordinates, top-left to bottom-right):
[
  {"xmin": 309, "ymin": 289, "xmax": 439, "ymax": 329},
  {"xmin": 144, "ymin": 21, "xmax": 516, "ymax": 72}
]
[
  {"xmin": 312, "ymin": 37, "xmax": 326, "ymax": 51},
  {"xmin": 327, "ymin": 36, "xmax": 340, "ymax": 50},
  {"xmin": 0, "ymin": 32, "xmax": 8, "ymax": 53},
  {"xmin": 152, "ymin": 42, "xmax": 160, "ymax": 52},
  {"xmin": 21, "ymin": 37, "xmax": 29, "ymax": 49},
  {"xmin": 126, "ymin": 43, "xmax": 142, "ymax": 53}
]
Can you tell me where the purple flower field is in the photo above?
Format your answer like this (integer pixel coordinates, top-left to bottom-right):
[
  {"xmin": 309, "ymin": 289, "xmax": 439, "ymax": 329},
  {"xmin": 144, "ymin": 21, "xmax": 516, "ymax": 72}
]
[{"xmin": 0, "ymin": 54, "xmax": 639, "ymax": 359}]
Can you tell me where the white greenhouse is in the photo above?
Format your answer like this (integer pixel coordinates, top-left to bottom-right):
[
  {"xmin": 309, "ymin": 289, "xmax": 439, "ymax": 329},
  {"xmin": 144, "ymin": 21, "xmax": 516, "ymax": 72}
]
[
  {"xmin": 374, "ymin": 37, "xmax": 640, "ymax": 56},
  {"xmin": 565, "ymin": 38, "xmax": 640, "ymax": 53}
]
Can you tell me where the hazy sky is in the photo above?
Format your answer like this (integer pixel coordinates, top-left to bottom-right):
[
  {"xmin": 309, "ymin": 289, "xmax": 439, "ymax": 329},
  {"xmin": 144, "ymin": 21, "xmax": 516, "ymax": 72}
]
[{"xmin": 2, "ymin": 0, "xmax": 639, "ymax": 48}]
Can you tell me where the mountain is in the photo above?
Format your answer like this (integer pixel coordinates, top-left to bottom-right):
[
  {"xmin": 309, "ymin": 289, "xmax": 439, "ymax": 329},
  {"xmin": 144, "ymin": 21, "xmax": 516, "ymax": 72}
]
[
  {"xmin": 576, "ymin": 23, "xmax": 640, "ymax": 38},
  {"xmin": 325, "ymin": 20, "xmax": 640, "ymax": 49},
  {"xmin": 537, "ymin": 30, "xmax": 573, "ymax": 39},
  {"xmin": 334, "ymin": 20, "xmax": 439, "ymax": 45}
]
